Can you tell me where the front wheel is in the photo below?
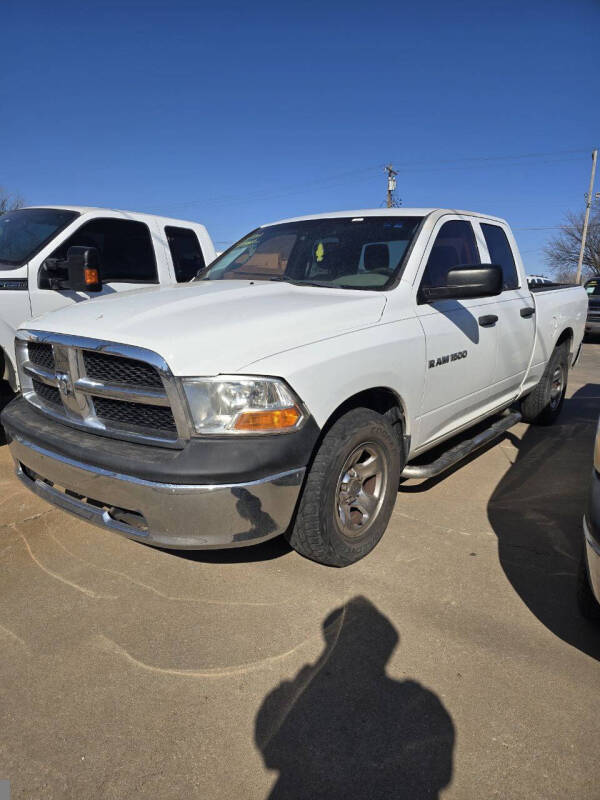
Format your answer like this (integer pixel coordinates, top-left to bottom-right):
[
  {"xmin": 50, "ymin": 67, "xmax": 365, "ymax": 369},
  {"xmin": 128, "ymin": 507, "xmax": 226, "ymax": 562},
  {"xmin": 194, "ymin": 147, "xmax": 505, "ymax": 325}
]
[{"xmin": 286, "ymin": 407, "xmax": 402, "ymax": 566}]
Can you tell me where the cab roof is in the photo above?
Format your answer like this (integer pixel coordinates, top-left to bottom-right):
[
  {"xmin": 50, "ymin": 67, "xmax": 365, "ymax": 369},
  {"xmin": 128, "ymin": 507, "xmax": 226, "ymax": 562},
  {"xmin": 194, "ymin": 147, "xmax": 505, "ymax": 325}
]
[
  {"xmin": 265, "ymin": 208, "xmax": 508, "ymax": 226},
  {"xmin": 21, "ymin": 205, "xmax": 206, "ymax": 229}
]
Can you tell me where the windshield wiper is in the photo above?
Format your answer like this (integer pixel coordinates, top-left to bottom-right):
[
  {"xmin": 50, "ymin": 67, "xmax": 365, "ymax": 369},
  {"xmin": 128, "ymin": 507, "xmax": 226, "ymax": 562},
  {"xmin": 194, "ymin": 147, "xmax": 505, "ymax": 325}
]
[{"xmin": 268, "ymin": 276, "xmax": 339, "ymax": 288}]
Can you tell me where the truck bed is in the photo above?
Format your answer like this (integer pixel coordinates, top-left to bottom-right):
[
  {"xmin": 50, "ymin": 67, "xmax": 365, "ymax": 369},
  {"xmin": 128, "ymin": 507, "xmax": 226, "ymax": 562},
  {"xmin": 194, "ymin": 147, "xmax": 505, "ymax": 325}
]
[{"xmin": 529, "ymin": 282, "xmax": 578, "ymax": 293}]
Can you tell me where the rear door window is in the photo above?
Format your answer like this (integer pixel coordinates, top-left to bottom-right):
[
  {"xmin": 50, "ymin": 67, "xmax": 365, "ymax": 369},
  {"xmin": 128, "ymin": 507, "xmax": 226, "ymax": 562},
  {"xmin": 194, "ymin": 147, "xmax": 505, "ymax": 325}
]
[
  {"xmin": 481, "ymin": 223, "xmax": 519, "ymax": 290},
  {"xmin": 165, "ymin": 226, "xmax": 206, "ymax": 282}
]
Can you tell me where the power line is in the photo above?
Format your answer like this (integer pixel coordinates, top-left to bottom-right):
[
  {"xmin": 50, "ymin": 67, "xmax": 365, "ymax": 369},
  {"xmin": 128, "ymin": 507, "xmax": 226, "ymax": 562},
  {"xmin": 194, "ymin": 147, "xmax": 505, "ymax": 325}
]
[
  {"xmin": 392, "ymin": 148, "xmax": 590, "ymax": 167},
  {"xmin": 514, "ymin": 223, "xmax": 600, "ymax": 230},
  {"xmin": 163, "ymin": 147, "xmax": 595, "ymax": 213}
]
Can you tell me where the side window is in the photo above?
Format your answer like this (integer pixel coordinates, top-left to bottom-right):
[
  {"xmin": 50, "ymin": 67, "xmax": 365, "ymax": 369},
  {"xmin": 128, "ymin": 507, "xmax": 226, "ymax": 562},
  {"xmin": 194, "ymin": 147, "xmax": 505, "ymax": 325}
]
[
  {"xmin": 165, "ymin": 226, "xmax": 206, "ymax": 282},
  {"xmin": 481, "ymin": 223, "xmax": 519, "ymax": 290},
  {"xmin": 50, "ymin": 219, "xmax": 158, "ymax": 283},
  {"xmin": 420, "ymin": 220, "xmax": 480, "ymax": 289}
]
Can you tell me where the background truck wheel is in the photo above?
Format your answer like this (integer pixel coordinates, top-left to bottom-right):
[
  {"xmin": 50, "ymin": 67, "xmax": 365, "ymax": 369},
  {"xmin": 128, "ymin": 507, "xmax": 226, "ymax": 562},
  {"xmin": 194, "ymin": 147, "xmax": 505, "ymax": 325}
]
[
  {"xmin": 520, "ymin": 341, "xmax": 569, "ymax": 426},
  {"xmin": 577, "ymin": 548, "xmax": 600, "ymax": 621},
  {"xmin": 286, "ymin": 407, "xmax": 402, "ymax": 567}
]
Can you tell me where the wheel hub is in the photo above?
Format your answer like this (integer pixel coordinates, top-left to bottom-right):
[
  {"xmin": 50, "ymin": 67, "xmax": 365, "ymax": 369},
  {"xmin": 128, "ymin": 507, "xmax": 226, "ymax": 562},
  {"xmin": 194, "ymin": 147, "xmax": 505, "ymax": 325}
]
[
  {"xmin": 549, "ymin": 364, "xmax": 564, "ymax": 410},
  {"xmin": 335, "ymin": 442, "xmax": 387, "ymax": 538}
]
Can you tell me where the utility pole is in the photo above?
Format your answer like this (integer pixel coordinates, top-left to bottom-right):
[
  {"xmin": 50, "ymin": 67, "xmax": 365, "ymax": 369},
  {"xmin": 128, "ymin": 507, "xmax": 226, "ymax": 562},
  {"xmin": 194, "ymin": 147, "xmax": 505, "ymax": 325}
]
[
  {"xmin": 576, "ymin": 148, "xmax": 598, "ymax": 284},
  {"xmin": 384, "ymin": 164, "xmax": 400, "ymax": 208}
]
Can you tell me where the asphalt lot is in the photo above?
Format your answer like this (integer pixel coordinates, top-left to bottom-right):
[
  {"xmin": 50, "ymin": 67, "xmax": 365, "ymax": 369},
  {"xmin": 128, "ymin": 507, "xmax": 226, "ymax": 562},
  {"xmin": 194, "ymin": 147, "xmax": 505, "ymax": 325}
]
[{"xmin": 1, "ymin": 343, "xmax": 599, "ymax": 799}]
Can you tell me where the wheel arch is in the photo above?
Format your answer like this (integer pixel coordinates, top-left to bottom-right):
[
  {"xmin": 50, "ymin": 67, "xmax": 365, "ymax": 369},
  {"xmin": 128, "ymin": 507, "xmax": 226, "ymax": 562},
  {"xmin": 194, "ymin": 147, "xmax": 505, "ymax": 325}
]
[
  {"xmin": 556, "ymin": 326, "xmax": 573, "ymax": 355},
  {"xmin": 0, "ymin": 345, "xmax": 17, "ymax": 391},
  {"xmin": 317, "ymin": 386, "xmax": 409, "ymax": 461}
]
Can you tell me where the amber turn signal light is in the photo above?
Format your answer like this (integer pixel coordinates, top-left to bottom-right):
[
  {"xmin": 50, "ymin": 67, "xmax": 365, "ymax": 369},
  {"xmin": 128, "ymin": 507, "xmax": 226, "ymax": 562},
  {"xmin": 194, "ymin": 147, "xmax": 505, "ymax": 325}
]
[
  {"xmin": 84, "ymin": 268, "xmax": 100, "ymax": 286},
  {"xmin": 233, "ymin": 406, "xmax": 302, "ymax": 432}
]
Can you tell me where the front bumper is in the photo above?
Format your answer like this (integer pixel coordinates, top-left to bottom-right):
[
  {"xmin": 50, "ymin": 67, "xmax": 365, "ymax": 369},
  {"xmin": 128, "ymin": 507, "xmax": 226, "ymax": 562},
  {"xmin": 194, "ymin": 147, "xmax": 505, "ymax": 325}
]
[
  {"xmin": 2, "ymin": 397, "xmax": 317, "ymax": 550},
  {"xmin": 8, "ymin": 432, "xmax": 305, "ymax": 549}
]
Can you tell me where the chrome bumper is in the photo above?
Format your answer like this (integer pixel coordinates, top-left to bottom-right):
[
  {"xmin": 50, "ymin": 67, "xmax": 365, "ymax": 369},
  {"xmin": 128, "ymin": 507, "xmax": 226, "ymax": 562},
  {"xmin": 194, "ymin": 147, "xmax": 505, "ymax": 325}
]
[
  {"xmin": 585, "ymin": 319, "xmax": 600, "ymax": 334},
  {"xmin": 8, "ymin": 434, "xmax": 305, "ymax": 549}
]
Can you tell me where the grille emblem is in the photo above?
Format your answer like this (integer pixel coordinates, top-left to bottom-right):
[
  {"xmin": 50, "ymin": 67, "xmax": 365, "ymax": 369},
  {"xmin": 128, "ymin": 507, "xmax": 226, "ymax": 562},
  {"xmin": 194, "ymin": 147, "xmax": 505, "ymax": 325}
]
[{"xmin": 56, "ymin": 371, "xmax": 74, "ymax": 397}]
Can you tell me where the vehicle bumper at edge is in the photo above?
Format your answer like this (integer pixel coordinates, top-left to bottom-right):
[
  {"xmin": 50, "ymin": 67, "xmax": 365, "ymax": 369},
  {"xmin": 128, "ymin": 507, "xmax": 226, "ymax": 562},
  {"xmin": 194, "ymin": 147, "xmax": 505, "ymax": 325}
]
[
  {"xmin": 583, "ymin": 468, "xmax": 600, "ymax": 603},
  {"xmin": 585, "ymin": 318, "xmax": 600, "ymax": 334}
]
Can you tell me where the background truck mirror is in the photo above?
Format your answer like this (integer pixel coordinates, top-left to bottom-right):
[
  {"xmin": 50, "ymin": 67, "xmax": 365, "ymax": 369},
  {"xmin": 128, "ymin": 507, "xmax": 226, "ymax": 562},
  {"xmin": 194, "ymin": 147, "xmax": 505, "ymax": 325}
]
[
  {"xmin": 41, "ymin": 246, "xmax": 103, "ymax": 293},
  {"xmin": 65, "ymin": 246, "xmax": 103, "ymax": 292}
]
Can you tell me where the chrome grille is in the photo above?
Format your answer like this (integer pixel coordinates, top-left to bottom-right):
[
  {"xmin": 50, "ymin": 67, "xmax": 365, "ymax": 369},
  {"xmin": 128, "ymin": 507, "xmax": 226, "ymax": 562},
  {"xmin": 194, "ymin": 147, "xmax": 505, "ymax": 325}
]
[
  {"xmin": 83, "ymin": 351, "xmax": 163, "ymax": 388},
  {"xmin": 92, "ymin": 396, "xmax": 177, "ymax": 432},
  {"xmin": 28, "ymin": 342, "xmax": 55, "ymax": 372},
  {"xmin": 17, "ymin": 332, "xmax": 188, "ymax": 447},
  {"xmin": 32, "ymin": 378, "xmax": 61, "ymax": 406}
]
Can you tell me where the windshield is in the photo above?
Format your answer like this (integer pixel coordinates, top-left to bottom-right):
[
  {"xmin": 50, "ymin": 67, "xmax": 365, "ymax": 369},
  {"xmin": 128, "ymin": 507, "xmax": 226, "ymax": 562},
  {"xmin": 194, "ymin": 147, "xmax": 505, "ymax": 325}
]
[
  {"xmin": 0, "ymin": 208, "xmax": 79, "ymax": 266},
  {"xmin": 585, "ymin": 280, "xmax": 600, "ymax": 296},
  {"xmin": 199, "ymin": 216, "xmax": 423, "ymax": 290}
]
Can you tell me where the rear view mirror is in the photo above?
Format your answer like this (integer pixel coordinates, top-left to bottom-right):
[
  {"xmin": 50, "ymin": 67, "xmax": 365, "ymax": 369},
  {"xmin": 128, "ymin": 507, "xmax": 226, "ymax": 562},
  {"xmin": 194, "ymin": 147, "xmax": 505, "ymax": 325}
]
[
  {"xmin": 42, "ymin": 246, "xmax": 103, "ymax": 293},
  {"xmin": 420, "ymin": 264, "xmax": 502, "ymax": 302}
]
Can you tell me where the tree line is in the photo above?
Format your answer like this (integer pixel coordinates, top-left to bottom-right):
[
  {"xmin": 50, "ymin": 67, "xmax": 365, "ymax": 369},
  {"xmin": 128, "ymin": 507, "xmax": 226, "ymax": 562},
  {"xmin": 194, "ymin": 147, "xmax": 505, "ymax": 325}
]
[{"xmin": 0, "ymin": 188, "xmax": 24, "ymax": 215}]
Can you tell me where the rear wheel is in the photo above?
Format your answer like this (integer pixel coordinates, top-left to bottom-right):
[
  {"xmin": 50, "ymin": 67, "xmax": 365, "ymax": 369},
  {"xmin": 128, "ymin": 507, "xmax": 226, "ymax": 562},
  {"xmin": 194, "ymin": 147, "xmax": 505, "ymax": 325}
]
[
  {"xmin": 286, "ymin": 407, "xmax": 402, "ymax": 566},
  {"xmin": 520, "ymin": 341, "xmax": 569, "ymax": 426}
]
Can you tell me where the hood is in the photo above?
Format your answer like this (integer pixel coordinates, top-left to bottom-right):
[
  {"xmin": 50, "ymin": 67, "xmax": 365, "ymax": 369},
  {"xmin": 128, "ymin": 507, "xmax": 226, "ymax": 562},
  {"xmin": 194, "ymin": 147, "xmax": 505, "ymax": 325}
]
[{"xmin": 26, "ymin": 280, "xmax": 387, "ymax": 375}]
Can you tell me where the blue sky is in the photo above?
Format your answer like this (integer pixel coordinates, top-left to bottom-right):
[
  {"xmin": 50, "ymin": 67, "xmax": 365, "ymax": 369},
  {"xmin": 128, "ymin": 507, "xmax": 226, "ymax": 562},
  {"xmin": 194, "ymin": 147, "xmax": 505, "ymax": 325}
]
[{"xmin": 2, "ymin": 0, "xmax": 599, "ymax": 273}]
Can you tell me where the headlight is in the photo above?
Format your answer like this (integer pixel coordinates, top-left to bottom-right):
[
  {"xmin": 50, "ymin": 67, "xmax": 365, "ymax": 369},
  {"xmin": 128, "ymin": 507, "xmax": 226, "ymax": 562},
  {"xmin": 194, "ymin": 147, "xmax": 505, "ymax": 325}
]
[{"xmin": 182, "ymin": 376, "xmax": 306, "ymax": 435}]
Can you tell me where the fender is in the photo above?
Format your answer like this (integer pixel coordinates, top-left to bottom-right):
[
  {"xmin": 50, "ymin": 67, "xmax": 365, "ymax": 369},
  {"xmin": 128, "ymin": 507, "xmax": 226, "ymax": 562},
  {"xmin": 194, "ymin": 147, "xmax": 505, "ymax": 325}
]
[{"xmin": 0, "ymin": 318, "xmax": 20, "ymax": 390}]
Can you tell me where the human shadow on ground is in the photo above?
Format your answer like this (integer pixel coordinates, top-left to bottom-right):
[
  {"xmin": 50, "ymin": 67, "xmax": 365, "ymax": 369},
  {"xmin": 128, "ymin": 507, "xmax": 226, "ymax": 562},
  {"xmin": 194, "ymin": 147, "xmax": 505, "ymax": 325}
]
[
  {"xmin": 255, "ymin": 596, "xmax": 455, "ymax": 799},
  {"xmin": 488, "ymin": 383, "xmax": 600, "ymax": 660}
]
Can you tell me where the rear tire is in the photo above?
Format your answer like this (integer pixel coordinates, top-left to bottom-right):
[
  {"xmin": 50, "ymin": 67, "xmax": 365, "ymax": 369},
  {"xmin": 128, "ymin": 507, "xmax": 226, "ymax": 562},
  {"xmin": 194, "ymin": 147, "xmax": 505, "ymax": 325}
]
[
  {"xmin": 520, "ymin": 341, "xmax": 569, "ymax": 426},
  {"xmin": 286, "ymin": 407, "xmax": 402, "ymax": 566}
]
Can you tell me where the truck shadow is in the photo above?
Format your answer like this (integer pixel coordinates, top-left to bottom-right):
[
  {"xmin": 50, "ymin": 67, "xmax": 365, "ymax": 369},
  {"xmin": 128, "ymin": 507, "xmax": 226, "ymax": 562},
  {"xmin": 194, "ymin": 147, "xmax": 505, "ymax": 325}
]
[
  {"xmin": 487, "ymin": 383, "xmax": 600, "ymax": 660},
  {"xmin": 254, "ymin": 596, "xmax": 455, "ymax": 800},
  {"xmin": 170, "ymin": 533, "xmax": 293, "ymax": 564}
]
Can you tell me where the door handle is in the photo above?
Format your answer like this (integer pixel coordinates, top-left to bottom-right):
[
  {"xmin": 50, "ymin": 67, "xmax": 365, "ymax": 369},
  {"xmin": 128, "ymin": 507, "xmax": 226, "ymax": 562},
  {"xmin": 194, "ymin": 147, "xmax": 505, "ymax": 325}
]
[
  {"xmin": 520, "ymin": 306, "xmax": 535, "ymax": 318},
  {"xmin": 478, "ymin": 314, "xmax": 498, "ymax": 327}
]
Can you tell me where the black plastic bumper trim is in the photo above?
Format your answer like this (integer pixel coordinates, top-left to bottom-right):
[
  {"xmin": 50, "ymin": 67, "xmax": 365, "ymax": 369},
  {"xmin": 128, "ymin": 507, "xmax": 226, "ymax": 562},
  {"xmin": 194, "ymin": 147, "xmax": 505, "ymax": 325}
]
[{"xmin": 1, "ymin": 396, "xmax": 320, "ymax": 486}]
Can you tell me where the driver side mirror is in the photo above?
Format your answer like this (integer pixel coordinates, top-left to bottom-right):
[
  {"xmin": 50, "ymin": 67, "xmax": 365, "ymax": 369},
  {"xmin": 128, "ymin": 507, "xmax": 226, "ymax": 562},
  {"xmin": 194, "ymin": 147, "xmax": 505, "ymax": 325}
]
[
  {"xmin": 420, "ymin": 264, "xmax": 502, "ymax": 302},
  {"xmin": 42, "ymin": 246, "xmax": 103, "ymax": 293}
]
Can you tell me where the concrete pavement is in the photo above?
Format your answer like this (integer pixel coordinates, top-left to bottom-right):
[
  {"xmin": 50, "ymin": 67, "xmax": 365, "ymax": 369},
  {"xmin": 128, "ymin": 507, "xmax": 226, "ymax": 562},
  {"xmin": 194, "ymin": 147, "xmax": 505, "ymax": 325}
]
[{"xmin": 1, "ymin": 344, "xmax": 599, "ymax": 799}]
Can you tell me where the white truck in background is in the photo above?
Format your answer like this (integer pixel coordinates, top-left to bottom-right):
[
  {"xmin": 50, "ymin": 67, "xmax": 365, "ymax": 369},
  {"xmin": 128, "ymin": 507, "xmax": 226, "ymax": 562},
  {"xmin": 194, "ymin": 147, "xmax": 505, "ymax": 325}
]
[
  {"xmin": 2, "ymin": 208, "xmax": 588, "ymax": 566},
  {"xmin": 0, "ymin": 206, "xmax": 216, "ymax": 390}
]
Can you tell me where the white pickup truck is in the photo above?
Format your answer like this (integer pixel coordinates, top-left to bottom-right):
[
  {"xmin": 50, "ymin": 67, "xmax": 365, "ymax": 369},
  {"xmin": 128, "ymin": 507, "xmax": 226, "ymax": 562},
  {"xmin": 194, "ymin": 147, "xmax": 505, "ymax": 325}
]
[
  {"xmin": 2, "ymin": 208, "xmax": 588, "ymax": 566},
  {"xmin": 0, "ymin": 206, "xmax": 216, "ymax": 390}
]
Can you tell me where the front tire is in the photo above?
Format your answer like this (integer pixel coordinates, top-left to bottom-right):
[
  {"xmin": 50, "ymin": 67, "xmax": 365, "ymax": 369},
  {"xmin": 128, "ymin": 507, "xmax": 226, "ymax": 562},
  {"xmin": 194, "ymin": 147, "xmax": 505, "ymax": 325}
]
[
  {"xmin": 520, "ymin": 341, "xmax": 569, "ymax": 426},
  {"xmin": 286, "ymin": 407, "xmax": 402, "ymax": 566}
]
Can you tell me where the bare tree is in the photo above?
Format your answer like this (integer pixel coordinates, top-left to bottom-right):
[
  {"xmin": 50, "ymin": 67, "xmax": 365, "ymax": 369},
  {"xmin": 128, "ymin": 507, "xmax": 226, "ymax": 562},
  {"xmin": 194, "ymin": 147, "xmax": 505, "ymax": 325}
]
[
  {"xmin": 0, "ymin": 188, "xmax": 24, "ymax": 215},
  {"xmin": 543, "ymin": 209, "xmax": 600, "ymax": 283}
]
